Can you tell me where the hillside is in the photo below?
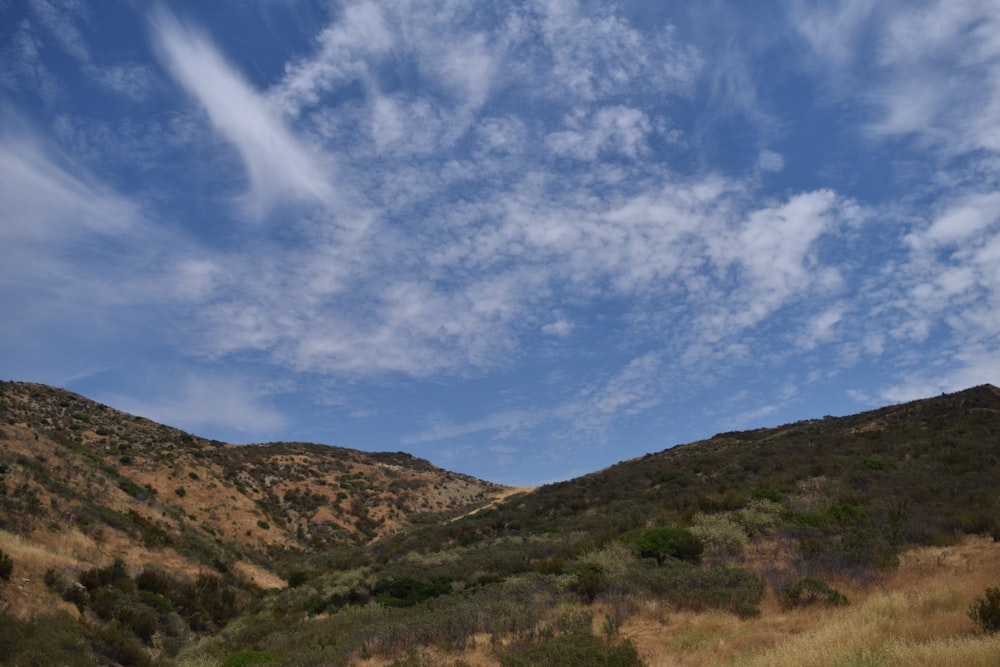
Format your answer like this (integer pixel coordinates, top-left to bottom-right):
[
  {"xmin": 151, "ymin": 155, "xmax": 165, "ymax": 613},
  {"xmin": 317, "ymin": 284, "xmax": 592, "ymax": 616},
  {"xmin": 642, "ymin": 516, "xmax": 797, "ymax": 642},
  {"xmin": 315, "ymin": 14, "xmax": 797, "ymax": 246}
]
[
  {"xmin": 1, "ymin": 381, "xmax": 999, "ymax": 666},
  {"xmin": 0, "ymin": 382, "xmax": 505, "ymax": 599}
]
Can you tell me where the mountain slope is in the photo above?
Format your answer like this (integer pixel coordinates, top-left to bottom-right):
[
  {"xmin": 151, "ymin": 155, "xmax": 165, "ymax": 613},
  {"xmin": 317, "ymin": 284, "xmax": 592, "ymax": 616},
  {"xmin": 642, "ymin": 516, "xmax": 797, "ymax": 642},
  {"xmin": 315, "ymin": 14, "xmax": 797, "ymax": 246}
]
[
  {"xmin": 373, "ymin": 384, "xmax": 1000, "ymax": 574},
  {"xmin": 0, "ymin": 381, "xmax": 505, "ymax": 594}
]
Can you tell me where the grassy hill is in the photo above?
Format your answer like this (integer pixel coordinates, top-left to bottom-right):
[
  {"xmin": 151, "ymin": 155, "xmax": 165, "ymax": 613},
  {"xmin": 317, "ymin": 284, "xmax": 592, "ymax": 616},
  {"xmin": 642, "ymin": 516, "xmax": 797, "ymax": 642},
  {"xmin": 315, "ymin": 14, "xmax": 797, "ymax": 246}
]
[{"xmin": 1, "ymin": 381, "xmax": 999, "ymax": 666}]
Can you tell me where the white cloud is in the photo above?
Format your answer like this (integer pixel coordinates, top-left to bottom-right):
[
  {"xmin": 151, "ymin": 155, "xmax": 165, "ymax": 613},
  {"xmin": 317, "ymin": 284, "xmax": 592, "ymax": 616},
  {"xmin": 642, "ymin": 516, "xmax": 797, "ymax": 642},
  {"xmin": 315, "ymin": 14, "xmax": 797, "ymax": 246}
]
[
  {"xmin": 402, "ymin": 409, "xmax": 541, "ymax": 445},
  {"xmin": 29, "ymin": 0, "xmax": 90, "ymax": 62},
  {"xmin": 152, "ymin": 8, "xmax": 337, "ymax": 218},
  {"xmin": 917, "ymin": 192, "xmax": 1000, "ymax": 247},
  {"xmin": 800, "ymin": 305, "xmax": 845, "ymax": 349},
  {"xmin": 90, "ymin": 63, "xmax": 155, "ymax": 102},
  {"xmin": 402, "ymin": 352, "xmax": 667, "ymax": 447},
  {"xmin": 0, "ymin": 131, "xmax": 139, "ymax": 244},
  {"xmin": 269, "ymin": 0, "xmax": 396, "ymax": 117},
  {"xmin": 866, "ymin": 1, "xmax": 1000, "ymax": 155},
  {"xmin": 100, "ymin": 375, "xmax": 287, "ymax": 437},
  {"xmin": 546, "ymin": 106, "xmax": 653, "ymax": 160},
  {"xmin": 790, "ymin": 0, "xmax": 876, "ymax": 72},
  {"xmin": 1, "ymin": 18, "xmax": 63, "ymax": 103},
  {"xmin": 757, "ymin": 149, "xmax": 784, "ymax": 172},
  {"xmin": 535, "ymin": 0, "xmax": 700, "ymax": 101},
  {"xmin": 542, "ymin": 319, "xmax": 574, "ymax": 337}
]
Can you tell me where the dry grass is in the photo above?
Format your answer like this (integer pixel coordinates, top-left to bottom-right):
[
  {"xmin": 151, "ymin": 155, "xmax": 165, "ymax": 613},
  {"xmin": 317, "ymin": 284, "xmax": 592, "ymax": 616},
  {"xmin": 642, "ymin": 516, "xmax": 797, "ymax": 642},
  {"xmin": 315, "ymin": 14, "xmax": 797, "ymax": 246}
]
[{"xmin": 622, "ymin": 535, "xmax": 1000, "ymax": 667}]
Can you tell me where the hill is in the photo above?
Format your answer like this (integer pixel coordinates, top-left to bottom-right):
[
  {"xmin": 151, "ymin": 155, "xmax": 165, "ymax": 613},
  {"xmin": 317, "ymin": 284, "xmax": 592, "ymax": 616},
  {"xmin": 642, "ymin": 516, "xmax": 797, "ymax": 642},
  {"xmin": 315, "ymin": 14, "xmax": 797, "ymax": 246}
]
[
  {"xmin": 0, "ymin": 382, "xmax": 505, "ymax": 602},
  {"xmin": 1, "ymin": 381, "xmax": 999, "ymax": 666}
]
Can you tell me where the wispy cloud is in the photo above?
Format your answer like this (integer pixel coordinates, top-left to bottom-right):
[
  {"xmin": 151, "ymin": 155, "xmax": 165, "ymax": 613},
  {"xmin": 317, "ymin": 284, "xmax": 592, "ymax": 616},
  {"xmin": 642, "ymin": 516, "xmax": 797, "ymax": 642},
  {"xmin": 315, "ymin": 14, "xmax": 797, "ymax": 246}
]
[
  {"xmin": 152, "ymin": 8, "xmax": 337, "ymax": 218},
  {"xmin": 99, "ymin": 373, "xmax": 287, "ymax": 437}
]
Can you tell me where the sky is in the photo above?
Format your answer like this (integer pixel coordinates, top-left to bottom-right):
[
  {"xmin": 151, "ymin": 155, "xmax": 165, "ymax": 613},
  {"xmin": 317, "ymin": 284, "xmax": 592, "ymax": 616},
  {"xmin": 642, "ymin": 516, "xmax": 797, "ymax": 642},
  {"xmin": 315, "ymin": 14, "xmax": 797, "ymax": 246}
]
[{"xmin": 3, "ymin": 0, "xmax": 1000, "ymax": 486}]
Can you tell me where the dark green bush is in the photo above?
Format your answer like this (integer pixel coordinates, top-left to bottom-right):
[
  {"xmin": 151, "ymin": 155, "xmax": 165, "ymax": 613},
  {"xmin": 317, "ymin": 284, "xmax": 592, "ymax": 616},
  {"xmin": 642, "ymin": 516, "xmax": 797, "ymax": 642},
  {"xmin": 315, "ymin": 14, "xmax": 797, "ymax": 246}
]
[
  {"xmin": 219, "ymin": 650, "xmax": 282, "ymax": 666},
  {"xmin": 635, "ymin": 526, "xmax": 703, "ymax": 565},
  {"xmin": 499, "ymin": 612, "xmax": 644, "ymax": 667},
  {"xmin": 969, "ymin": 586, "xmax": 1000, "ymax": 634},
  {"xmin": 373, "ymin": 575, "xmax": 453, "ymax": 607},
  {"xmin": 780, "ymin": 577, "xmax": 849, "ymax": 609},
  {"xmin": 862, "ymin": 456, "xmax": 891, "ymax": 471},
  {"xmin": 0, "ymin": 548, "xmax": 12, "ymax": 580},
  {"xmin": 573, "ymin": 564, "xmax": 605, "ymax": 603}
]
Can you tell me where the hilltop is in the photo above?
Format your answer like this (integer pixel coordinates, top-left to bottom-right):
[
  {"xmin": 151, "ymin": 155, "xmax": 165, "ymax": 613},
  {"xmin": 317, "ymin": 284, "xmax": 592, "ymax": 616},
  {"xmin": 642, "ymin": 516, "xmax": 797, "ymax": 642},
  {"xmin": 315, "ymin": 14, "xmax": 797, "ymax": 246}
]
[{"xmin": 1, "ymin": 381, "xmax": 999, "ymax": 666}]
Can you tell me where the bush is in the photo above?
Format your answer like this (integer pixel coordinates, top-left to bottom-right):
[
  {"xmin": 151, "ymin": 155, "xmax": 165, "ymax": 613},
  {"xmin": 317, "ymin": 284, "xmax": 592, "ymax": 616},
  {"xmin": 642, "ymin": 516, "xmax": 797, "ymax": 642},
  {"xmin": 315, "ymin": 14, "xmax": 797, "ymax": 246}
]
[
  {"xmin": 635, "ymin": 526, "xmax": 703, "ymax": 565},
  {"xmin": 0, "ymin": 549, "xmax": 12, "ymax": 581},
  {"xmin": 373, "ymin": 575, "xmax": 453, "ymax": 608},
  {"xmin": 508, "ymin": 634, "xmax": 644, "ymax": 667},
  {"xmin": 573, "ymin": 564, "xmax": 605, "ymax": 603},
  {"xmin": 690, "ymin": 513, "xmax": 747, "ymax": 557},
  {"xmin": 969, "ymin": 586, "xmax": 1000, "ymax": 634},
  {"xmin": 219, "ymin": 650, "xmax": 282, "ymax": 666},
  {"xmin": 780, "ymin": 577, "xmax": 849, "ymax": 609}
]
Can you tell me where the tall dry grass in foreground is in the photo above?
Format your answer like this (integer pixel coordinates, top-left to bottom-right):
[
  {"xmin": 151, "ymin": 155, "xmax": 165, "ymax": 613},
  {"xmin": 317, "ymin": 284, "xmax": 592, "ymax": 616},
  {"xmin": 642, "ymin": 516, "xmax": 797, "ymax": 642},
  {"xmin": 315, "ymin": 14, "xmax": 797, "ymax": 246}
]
[
  {"xmin": 619, "ymin": 536, "xmax": 1000, "ymax": 667},
  {"xmin": 733, "ymin": 590, "xmax": 1000, "ymax": 667}
]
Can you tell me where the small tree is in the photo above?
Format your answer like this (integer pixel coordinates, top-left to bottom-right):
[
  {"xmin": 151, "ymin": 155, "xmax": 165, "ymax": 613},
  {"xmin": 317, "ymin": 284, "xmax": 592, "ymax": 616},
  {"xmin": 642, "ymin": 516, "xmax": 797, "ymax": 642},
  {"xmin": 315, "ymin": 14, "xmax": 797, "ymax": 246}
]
[
  {"xmin": 969, "ymin": 587, "xmax": 1000, "ymax": 634},
  {"xmin": 635, "ymin": 526, "xmax": 703, "ymax": 565}
]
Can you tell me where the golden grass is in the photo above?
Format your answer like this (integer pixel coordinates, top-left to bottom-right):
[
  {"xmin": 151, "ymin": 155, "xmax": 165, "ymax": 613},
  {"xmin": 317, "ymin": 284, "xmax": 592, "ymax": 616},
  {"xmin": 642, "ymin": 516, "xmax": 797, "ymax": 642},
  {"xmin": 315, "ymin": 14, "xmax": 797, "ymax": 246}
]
[
  {"xmin": 661, "ymin": 536, "xmax": 1000, "ymax": 667},
  {"xmin": 0, "ymin": 527, "xmax": 104, "ymax": 574}
]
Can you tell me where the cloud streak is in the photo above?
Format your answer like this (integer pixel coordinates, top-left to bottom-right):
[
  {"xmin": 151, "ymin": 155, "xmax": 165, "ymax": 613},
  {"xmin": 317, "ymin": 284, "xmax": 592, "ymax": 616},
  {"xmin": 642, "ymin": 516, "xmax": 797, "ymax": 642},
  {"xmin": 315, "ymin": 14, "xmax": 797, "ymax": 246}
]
[{"xmin": 152, "ymin": 8, "xmax": 337, "ymax": 218}]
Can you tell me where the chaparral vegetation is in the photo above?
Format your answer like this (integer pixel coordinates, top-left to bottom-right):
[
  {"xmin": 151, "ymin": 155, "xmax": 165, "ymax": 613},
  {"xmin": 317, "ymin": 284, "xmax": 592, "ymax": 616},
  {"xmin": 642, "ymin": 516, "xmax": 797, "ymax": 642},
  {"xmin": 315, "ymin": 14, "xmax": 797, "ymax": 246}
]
[{"xmin": 1, "ymin": 381, "xmax": 1000, "ymax": 665}]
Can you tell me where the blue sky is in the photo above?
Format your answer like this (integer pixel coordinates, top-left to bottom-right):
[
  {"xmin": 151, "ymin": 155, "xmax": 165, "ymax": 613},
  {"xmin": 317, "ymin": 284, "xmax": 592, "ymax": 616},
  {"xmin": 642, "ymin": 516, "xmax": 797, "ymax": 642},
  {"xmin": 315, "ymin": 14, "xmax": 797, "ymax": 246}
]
[{"xmin": 3, "ymin": 0, "xmax": 1000, "ymax": 485}]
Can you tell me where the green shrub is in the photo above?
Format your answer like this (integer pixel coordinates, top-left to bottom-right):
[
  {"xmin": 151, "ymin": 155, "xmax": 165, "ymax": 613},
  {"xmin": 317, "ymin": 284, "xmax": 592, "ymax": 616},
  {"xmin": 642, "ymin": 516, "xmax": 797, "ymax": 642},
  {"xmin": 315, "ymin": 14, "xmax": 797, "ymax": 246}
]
[
  {"xmin": 690, "ymin": 513, "xmax": 747, "ymax": 557},
  {"xmin": 635, "ymin": 526, "xmax": 703, "ymax": 565},
  {"xmin": 373, "ymin": 575, "xmax": 453, "ymax": 607},
  {"xmin": 91, "ymin": 620, "xmax": 152, "ymax": 666},
  {"xmin": 733, "ymin": 498, "xmax": 783, "ymax": 537},
  {"xmin": 500, "ymin": 633, "xmax": 644, "ymax": 667},
  {"xmin": 287, "ymin": 570, "xmax": 309, "ymax": 588},
  {"xmin": 219, "ymin": 650, "xmax": 282, "ymax": 666},
  {"xmin": 780, "ymin": 577, "xmax": 849, "ymax": 609},
  {"xmin": 969, "ymin": 586, "xmax": 1000, "ymax": 634},
  {"xmin": 862, "ymin": 456, "xmax": 891, "ymax": 471},
  {"xmin": 573, "ymin": 564, "xmax": 605, "ymax": 603}
]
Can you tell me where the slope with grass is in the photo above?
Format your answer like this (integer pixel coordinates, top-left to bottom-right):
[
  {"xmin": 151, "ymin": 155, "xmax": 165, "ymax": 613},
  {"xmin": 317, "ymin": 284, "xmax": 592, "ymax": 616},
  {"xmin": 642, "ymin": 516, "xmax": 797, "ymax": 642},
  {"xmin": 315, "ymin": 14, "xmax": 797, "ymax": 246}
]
[{"xmin": 1, "ymin": 381, "xmax": 999, "ymax": 666}]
